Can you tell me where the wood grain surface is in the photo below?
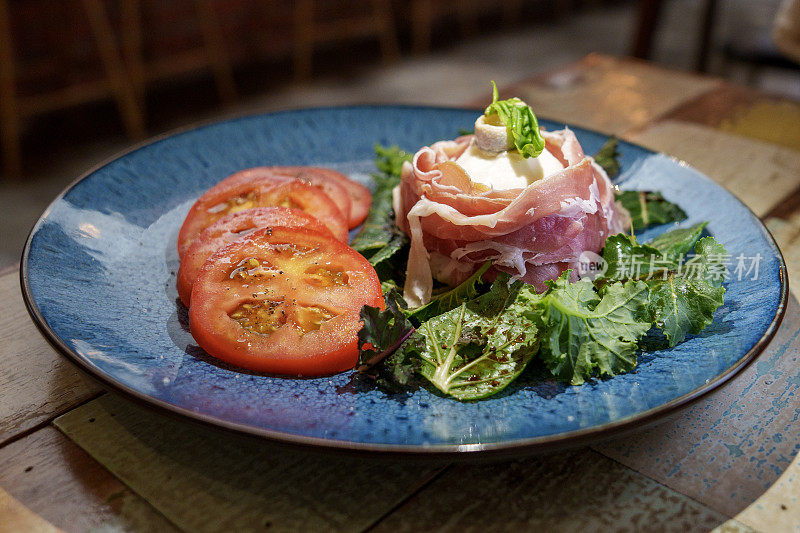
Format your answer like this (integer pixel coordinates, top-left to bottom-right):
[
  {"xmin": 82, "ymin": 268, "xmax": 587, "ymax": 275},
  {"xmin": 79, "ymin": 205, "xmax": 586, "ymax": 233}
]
[
  {"xmin": 55, "ymin": 394, "xmax": 447, "ymax": 533},
  {"xmin": 594, "ymin": 299, "xmax": 800, "ymax": 523},
  {"xmin": 371, "ymin": 449, "xmax": 738, "ymax": 533},
  {"xmin": 628, "ymin": 120, "xmax": 800, "ymax": 218},
  {"xmin": 0, "ymin": 273, "xmax": 102, "ymax": 446},
  {"xmin": 0, "ymin": 425, "xmax": 177, "ymax": 532},
  {"xmin": 507, "ymin": 54, "xmax": 720, "ymax": 135},
  {"xmin": 663, "ymin": 85, "xmax": 800, "ymax": 153},
  {"xmin": 0, "ymin": 487, "xmax": 61, "ymax": 533}
]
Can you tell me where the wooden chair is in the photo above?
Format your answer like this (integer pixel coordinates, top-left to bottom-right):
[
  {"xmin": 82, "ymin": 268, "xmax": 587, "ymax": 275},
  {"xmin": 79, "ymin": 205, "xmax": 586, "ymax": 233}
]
[
  {"xmin": 631, "ymin": 0, "xmax": 800, "ymax": 78},
  {"xmin": 0, "ymin": 0, "xmax": 145, "ymax": 179},
  {"xmin": 630, "ymin": 0, "xmax": 718, "ymax": 72},
  {"xmin": 292, "ymin": 0, "xmax": 401, "ymax": 80},
  {"xmin": 118, "ymin": 0, "xmax": 238, "ymax": 114},
  {"xmin": 409, "ymin": 0, "xmax": 525, "ymax": 55}
]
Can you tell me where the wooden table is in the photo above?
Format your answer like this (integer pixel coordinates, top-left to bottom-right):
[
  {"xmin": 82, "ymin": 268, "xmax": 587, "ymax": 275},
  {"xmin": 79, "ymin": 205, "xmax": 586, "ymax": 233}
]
[{"xmin": 2, "ymin": 54, "xmax": 799, "ymax": 532}]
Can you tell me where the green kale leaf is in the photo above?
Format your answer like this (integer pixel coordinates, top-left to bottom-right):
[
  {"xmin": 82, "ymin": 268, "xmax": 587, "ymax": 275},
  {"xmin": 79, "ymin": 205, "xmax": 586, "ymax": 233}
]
[
  {"xmin": 645, "ymin": 236, "xmax": 727, "ymax": 346},
  {"xmin": 597, "ymin": 226, "xmax": 727, "ymax": 347},
  {"xmin": 600, "ymin": 233, "xmax": 677, "ymax": 281},
  {"xmin": 647, "ymin": 222, "xmax": 707, "ymax": 261},
  {"xmin": 350, "ymin": 145, "xmax": 411, "ymax": 282},
  {"xmin": 484, "ymin": 81, "xmax": 546, "ymax": 159},
  {"xmin": 593, "ymin": 136, "xmax": 621, "ymax": 178},
  {"xmin": 600, "ymin": 224, "xmax": 708, "ymax": 282},
  {"xmin": 615, "ymin": 190, "xmax": 688, "ymax": 230},
  {"xmin": 523, "ymin": 273, "xmax": 652, "ymax": 385}
]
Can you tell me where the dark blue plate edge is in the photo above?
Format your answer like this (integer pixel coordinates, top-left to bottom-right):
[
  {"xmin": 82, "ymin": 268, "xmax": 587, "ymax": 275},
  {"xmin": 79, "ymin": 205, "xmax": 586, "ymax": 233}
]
[{"xmin": 18, "ymin": 105, "xmax": 790, "ymax": 459}]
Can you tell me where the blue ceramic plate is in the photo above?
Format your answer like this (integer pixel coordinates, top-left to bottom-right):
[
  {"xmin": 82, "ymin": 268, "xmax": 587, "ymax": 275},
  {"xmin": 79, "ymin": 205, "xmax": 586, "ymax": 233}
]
[{"xmin": 22, "ymin": 106, "xmax": 787, "ymax": 457}]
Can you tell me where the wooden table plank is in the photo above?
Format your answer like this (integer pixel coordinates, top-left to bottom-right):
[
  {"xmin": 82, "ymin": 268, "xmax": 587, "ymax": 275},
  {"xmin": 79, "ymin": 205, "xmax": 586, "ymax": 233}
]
[
  {"xmin": 628, "ymin": 120, "xmax": 800, "ymax": 218},
  {"xmin": 0, "ymin": 488, "xmax": 61, "ymax": 533},
  {"xmin": 506, "ymin": 54, "xmax": 720, "ymax": 135},
  {"xmin": 592, "ymin": 297, "xmax": 800, "ymax": 520},
  {"xmin": 0, "ymin": 272, "xmax": 102, "ymax": 446},
  {"xmin": 54, "ymin": 394, "xmax": 448, "ymax": 533},
  {"xmin": 734, "ymin": 450, "xmax": 800, "ymax": 532},
  {"xmin": 0, "ymin": 424, "xmax": 179, "ymax": 532},
  {"xmin": 662, "ymin": 85, "xmax": 800, "ymax": 153},
  {"xmin": 369, "ymin": 448, "xmax": 739, "ymax": 533}
]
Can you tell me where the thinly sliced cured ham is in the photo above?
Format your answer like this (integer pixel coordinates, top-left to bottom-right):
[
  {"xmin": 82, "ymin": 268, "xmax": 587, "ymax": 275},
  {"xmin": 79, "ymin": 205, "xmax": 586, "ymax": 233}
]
[{"xmin": 396, "ymin": 128, "xmax": 627, "ymax": 307}]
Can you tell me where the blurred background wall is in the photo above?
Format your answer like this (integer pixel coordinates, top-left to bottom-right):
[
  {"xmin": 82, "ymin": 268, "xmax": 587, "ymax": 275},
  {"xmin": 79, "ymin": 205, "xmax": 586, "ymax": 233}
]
[{"xmin": 0, "ymin": 0, "xmax": 798, "ymax": 270}]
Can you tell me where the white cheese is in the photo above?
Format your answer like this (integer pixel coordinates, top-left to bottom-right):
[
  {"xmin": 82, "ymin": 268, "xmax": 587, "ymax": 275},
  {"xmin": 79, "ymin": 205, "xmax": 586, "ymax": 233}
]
[{"xmin": 454, "ymin": 139, "xmax": 565, "ymax": 190}]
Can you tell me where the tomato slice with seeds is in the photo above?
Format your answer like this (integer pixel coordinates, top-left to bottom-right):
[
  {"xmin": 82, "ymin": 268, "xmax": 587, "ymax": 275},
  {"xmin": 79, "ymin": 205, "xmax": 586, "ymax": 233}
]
[
  {"xmin": 188, "ymin": 226, "xmax": 384, "ymax": 376},
  {"xmin": 275, "ymin": 166, "xmax": 372, "ymax": 228},
  {"xmin": 212, "ymin": 167, "xmax": 353, "ymax": 227},
  {"xmin": 177, "ymin": 206, "xmax": 332, "ymax": 306},
  {"xmin": 213, "ymin": 166, "xmax": 371, "ymax": 229},
  {"xmin": 310, "ymin": 168, "xmax": 372, "ymax": 229},
  {"xmin": 177, "ymin": 178, "xmax": 347, "ymax": 258}
]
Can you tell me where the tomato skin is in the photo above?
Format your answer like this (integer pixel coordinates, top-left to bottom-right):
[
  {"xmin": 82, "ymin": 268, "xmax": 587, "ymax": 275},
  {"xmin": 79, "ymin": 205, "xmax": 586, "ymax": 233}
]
[
  {"xmin": 176, "ymin": 207, "xmax": 332, "ymax": 307},
  {"xmin": 188, "ymin": 226, "xmax": 383, "ymax": 376},
  {"xmin": 213, "ymin": 167, "xmax": 353, "ymax": 226},
  {"xmin": 177, "ymin": 178, "xmax": 347, "ymax": 258}
]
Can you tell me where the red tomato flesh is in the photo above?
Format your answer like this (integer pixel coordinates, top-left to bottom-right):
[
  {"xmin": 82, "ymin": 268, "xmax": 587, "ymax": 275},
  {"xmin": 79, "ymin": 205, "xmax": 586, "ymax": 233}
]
[
  {"xmin": 213, "ymin": 167, "xmax": 353, "ymax": 227},
  {"xmin": 214, "ymin": 166, "xmax": 371, "ymax": 229},
  {"xmin": 177, "ymin": 178, "xmax": 347, "ymax": 258},
  {"xmin": 188, "ymin": 226, "xmax": 384, "ymax": 376},
  {"xmin": 177, "ymin": 206, "xmax": 332, "ymax": 306},
  {"xmin": 282, "ymin": 166, "xmax": 372, "ymax": 228}
]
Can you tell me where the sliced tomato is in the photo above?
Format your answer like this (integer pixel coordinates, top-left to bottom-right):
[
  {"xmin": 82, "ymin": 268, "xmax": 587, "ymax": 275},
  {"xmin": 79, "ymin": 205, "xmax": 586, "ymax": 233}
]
[
  {"xmin": 188, "ymin": 226, "xmax": 384, "ymax": 376},
  {"xmin": 277, "ymin": 167, "xmax": 371, "ymax": 228},
  {"xmin": 214, "ymin": 166, "xmax": 371, "ymax": 229},
  {"xmin": 212, "ymin": 167, "xmax": 353, "ymax": 226},
  {"xmin": 177, "ymin": 178, "xmax": 347, "ymax": 258},
  {"xmin": 177, "ymin": 207, "xmax": 332, "ymax": 306},
  {"xmin": 309, "ymin": 168, "xmax": 372, "ymax": 229}
]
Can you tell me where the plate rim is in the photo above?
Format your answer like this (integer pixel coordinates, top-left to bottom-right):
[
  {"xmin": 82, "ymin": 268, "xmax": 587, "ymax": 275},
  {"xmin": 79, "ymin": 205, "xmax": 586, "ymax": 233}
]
[{"xmin": 19, "ymin": 104, "xmax": 790, "ymax": 458}]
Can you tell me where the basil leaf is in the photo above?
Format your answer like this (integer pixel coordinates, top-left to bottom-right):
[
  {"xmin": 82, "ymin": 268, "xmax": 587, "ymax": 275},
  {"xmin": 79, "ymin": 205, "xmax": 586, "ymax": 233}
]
[
  {"xmin": 593, "ymin": 136, "xmax": 621, "ymax": 178},
  {"xmin": 529, "ymin": 273, "xmax": 652, "ymax": 385},
  {"xmin": 484, "ymin": 81, "xmax": 546, "ymax": 158},
  {"xmin": 615, "ymin": 190, "xmax": 688, "ymax": 230}
]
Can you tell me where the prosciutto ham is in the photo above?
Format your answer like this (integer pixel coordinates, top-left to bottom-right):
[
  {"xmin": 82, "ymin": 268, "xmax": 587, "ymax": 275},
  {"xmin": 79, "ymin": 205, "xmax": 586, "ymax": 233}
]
[{"xmin": 395, "ymin": 128, "xmax": 628, "ymax": 307}]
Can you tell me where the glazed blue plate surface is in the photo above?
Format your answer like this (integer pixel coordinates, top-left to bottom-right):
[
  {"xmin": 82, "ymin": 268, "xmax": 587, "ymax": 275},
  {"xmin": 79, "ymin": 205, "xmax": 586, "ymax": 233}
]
[{"xmin": 22, "ymin": 106, "xmax": 787, "ymax": 456}]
